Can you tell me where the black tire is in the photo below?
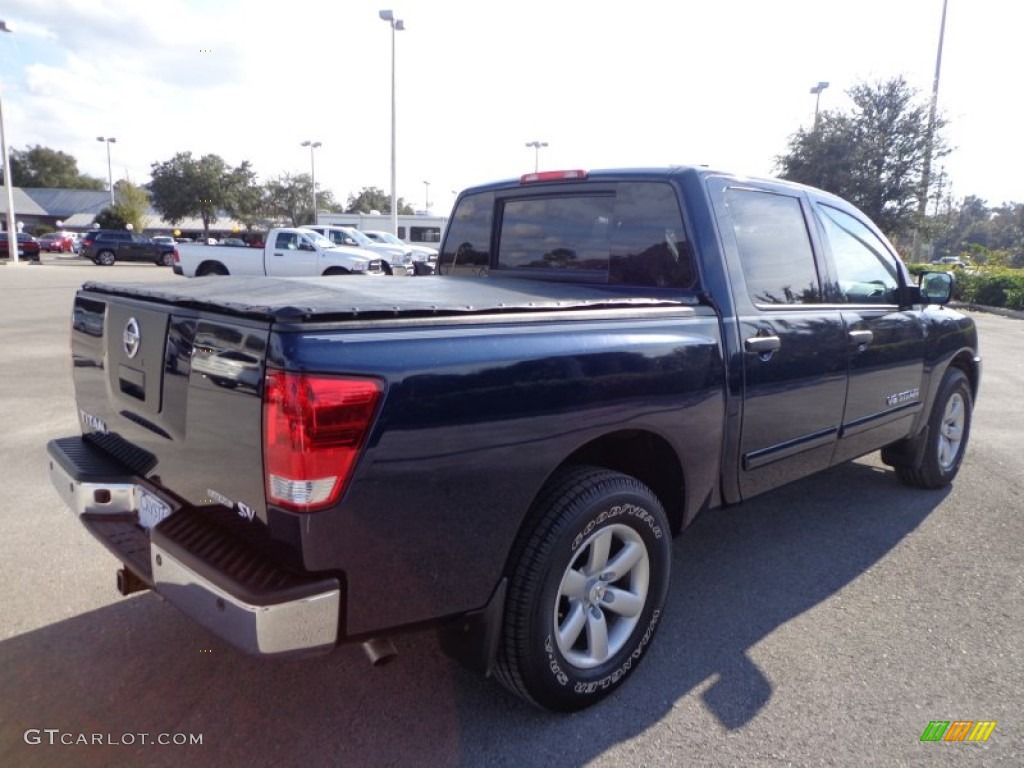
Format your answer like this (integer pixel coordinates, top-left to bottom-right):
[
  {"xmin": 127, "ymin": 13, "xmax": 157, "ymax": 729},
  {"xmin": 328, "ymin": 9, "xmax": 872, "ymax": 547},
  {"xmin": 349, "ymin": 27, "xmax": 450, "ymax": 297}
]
[
  {"xmin": 322, "ymin": 267, "xmax": 350, "ymax": 276},
  {"xmin": 160, "ymin": 251, "xmax": 174, "ymax": 267},
  {"xmin": 495, "ymin": 465, "xmax": 671, "ymax": 712},
  {"xmin": 896, "ymin": 368, "xmax": 973, "ymax": 489},
  {"xmin": 96, "ymin": 250, "xmax": 116, "ymax": 266},
  {"xmin": 196, "ymin": 262, "xmax": 228, "ymax": 276},
  {"xmin": 381, "ymin": 262, "xmax": 394, "ymax": 276}
]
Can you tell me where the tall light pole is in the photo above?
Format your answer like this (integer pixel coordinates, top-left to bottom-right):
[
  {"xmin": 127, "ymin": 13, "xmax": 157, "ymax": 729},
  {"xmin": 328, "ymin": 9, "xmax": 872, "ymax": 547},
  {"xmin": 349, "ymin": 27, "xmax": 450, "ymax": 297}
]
[
  {"xmin": 301, "ymin": 140, "xmax": 322, "ymax": 225},
  {"xmin": 809, "ymin": 81, "xmax": 829, "ymax": 130},
  {"xmin": 525, "ymin": 140, "xmax": 548, "ymax": 172},
  {"xmin": 379, "ymin": 9, "xmax": 404, "ymax": 236},
  {"xmin": 913, "ymin": 0, "xmax": 949, "ymax": 263},
  {"xmin": 422, "ymin": 180, "xmax": 430, "ymax": 212},
  {"xmin": 1, "ymin": 20, "xmax": 17, "ymax": 263},
  {"xmin": 96, "ymin": 136, "xmax": 117, "ymax": 206}
]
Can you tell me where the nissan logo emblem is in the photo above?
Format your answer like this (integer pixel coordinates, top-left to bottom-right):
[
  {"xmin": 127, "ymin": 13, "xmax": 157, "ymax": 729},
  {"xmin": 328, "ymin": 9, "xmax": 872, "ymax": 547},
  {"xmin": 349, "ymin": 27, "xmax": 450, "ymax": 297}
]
[{"xmin": 123, "ymin": 318, "xmax": 141, "ymax": 359}]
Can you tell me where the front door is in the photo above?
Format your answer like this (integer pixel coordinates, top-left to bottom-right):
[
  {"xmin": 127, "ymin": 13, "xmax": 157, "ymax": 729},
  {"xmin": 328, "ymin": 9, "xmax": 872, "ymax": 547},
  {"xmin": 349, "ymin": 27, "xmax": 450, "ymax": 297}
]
[
  {"xmin": 812, "ymin": 203, "xmax": 927, "ymax": 463},
  {"xmin": 265, "ymin": 231, "xmax": 316, "ymax": 277}
]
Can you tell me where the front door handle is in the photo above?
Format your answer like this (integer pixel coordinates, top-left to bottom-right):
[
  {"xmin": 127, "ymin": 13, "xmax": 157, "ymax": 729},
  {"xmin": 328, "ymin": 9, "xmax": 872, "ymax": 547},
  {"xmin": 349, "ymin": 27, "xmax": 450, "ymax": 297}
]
[{"xmin": 849, "ymin": 330, "xmax": 874, "ymax": 349}]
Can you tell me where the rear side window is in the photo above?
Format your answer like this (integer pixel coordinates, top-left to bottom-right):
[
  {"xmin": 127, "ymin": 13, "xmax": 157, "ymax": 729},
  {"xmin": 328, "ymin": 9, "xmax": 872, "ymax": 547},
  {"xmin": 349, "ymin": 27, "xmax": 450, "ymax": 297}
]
[
  {"xmin": 440, "ymin": 182, "xmax": 693, "ymax": 288},
  {"xmin": 725, "ymin": 188, "xmax": 821, "ymax": 305}
]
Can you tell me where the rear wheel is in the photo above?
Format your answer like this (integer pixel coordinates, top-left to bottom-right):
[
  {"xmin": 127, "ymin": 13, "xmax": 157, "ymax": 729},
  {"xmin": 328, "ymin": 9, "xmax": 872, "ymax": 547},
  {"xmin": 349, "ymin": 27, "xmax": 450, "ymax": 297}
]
[
  {"xmin": 160, "ymin": 252, "xmax": 174, "ymax": 267},
  {"xmin": 495, "ymin": 466, "xmax": 671, "ymax": 712},
  {"xmin": 96, "ymin": 250, "xmax": 116, "ymax": 266},
  {"xmin": 381, "ymin": 261, "xmax": 394, "ymax": 276},
  {"xmin": 896, "ymin": 368, "xmax": 973, "ymax": 489}
]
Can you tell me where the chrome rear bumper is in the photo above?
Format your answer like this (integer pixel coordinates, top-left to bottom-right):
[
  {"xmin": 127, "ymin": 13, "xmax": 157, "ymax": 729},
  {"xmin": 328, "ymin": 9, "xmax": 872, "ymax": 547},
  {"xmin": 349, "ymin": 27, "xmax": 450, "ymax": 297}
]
[{"xmin": 47, "ymin": 437, "xmax": 341, "ymax": 657}]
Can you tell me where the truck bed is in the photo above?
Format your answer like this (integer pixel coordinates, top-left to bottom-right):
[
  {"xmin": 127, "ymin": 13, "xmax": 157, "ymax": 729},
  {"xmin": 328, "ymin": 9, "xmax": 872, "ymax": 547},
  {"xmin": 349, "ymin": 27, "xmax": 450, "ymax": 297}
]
[{"xmin": 82, "ymin": 275, "xmax": 699, "ymax": 322}]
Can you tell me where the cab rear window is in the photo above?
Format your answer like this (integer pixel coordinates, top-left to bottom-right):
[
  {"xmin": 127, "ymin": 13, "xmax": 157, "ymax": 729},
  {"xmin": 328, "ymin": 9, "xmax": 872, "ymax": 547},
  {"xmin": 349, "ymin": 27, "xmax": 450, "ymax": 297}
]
[{"xmin": 440, "ymin": 182, "xmax": 694, "ymax": 288}]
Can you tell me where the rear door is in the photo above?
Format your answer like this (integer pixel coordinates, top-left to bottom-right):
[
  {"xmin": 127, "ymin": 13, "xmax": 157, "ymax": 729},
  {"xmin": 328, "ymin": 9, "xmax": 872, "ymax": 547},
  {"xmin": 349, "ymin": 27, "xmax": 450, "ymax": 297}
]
[{"xmin": 709, "ymin": 179, "xmax": 849, "ymax": 499}]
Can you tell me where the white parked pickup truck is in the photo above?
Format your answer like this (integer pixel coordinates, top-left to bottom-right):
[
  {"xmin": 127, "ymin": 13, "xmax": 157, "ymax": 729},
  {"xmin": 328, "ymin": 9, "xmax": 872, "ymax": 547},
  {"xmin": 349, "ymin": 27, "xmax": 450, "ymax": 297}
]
[{"xmin": 173, "ymin": 228, "xmax": 385, "ymax": 277}]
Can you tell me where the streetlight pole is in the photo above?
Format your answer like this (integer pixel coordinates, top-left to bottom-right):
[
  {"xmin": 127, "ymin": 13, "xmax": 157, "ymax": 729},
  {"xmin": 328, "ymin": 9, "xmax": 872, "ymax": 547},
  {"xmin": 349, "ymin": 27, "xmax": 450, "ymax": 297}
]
[
  {"xmin": 379, "ymin": 9, "xmax": 405, "ymax": 236},
  {"xmin": 1, "ymin": 20, "xmax": 17, "ymax": 263},
  {"xmin": 96, "ymin": 136, "xmax": 117, "ymax": 207},
  {"xmin": 913, "ymin": 0, "xmax": 949, "ymax": 263},
  {"xmin": 525, "ymin": 140, "xmax": 548, "ymax": 172},
  {"xmin": 301, "ymin": 140, "xmax": 322, "ymax": 225},
  {"xmin": 809, "ymin": 81, "xmax": 829, "ymax": 130},
  {"xmin": 422, "ymin": 180, "xmax": 430, "ymax": 212}
]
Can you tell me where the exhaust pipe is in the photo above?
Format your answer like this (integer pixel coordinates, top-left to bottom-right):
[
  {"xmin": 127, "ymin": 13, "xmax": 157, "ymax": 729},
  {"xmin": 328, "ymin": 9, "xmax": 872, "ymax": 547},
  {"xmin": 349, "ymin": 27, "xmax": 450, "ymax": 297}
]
[
  {"xmin": 362, "ymin": 638, "xmax": 398, "ymax": 667},
  {"xmin": 116, "ymin": 567, "xmax": 150, "ymax": 596}
]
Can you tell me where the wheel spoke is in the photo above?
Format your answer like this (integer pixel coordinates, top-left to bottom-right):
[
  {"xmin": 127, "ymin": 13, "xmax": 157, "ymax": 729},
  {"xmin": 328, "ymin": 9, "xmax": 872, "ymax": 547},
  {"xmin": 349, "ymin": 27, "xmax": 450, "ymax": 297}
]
[
  {"xmin": 585, "ymin": 605, "xmax": 609, "ymax": 663},
  {"xmin": 558, "ymin": 601, "xmax": 587, "ymax": 650},
  {"xmin": 945, "ymin": 397, "xmax": 963, "ymax": 425},
  {"xmin": 559, "ymin": 568, "xmax": 588, "ymax": 600},
  {"xmin": 586, "ymin": 529, "xmax": 613, "ymax": 573},
  {"xmin": 601, "ymin": 541, "xmax": 644, "ymax": 582},
  {"xmin": 601, "ymin": 586, "xmax": 645, "ymax": 618}
]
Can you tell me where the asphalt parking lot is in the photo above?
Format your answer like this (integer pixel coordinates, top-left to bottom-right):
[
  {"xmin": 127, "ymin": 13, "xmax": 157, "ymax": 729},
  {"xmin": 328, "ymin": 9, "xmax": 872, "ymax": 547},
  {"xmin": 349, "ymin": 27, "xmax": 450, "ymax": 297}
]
[{"xmin": 1, "ymin": 256, "xmax": 1020, "ymax": 767}]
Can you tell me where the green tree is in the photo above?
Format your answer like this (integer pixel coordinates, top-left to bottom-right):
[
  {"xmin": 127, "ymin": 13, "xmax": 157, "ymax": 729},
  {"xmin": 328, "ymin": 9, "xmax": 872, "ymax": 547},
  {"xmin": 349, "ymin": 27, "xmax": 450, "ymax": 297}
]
[
  {"xmin": 149, "ymin": 152, "xmax": 247, "ymax": 238},
  {"xmin": 264, "ymin": 173, "xmax": 340, "ymax": 226},
  {"xmin": 9, "ymin": 145, "xmax": 106, "ymax": 190},
  {"xmin": 93, "ymin": 179, "xmax": 151, "ymax": 232},
  {"xmin": 776, "ymin": 77, "xmax": 947, "ymax": 239},
  {"xmin": 222, "ymin": 161, "xmax": 267, "ymax": 230},
  {"xmin": 346, "ymin": 186, "xmax": 414, "ymax": 215}
]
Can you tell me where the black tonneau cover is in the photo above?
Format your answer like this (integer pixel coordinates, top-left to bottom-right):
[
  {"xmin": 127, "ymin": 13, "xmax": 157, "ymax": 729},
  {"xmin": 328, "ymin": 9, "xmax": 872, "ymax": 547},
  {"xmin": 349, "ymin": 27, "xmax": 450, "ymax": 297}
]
[{"xmin": 82, "ymin": 275, "xmax": 696, "ymax": 322}]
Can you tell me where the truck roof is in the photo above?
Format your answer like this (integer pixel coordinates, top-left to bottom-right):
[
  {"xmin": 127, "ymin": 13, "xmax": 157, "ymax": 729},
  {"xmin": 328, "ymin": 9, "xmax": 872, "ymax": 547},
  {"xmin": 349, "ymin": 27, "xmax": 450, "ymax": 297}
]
[{"xmin": 81, "ymin": 275, "xmax": 696, "ymax": 323}]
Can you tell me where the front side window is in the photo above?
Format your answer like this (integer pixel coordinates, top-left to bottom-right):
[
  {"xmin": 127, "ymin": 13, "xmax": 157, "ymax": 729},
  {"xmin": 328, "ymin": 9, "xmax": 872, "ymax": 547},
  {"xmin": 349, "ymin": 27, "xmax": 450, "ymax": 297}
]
[
  {"xmin": 275, "ymin": 232, "xmax": 298, "ymax": 250},
  {"xmin": 725, "ymin": 188, "xmax": 821, "ymax": 305},
  {"xmin": 817, "ymin": 204, "xmax": 900, "ymax": 304}
]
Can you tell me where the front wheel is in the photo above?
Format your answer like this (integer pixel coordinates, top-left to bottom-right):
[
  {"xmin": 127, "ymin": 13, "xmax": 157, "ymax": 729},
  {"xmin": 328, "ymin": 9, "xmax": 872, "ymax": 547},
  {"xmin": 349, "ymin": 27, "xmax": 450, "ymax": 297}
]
[
  {"xmin": 495, "ymin": 466, "xmax": 671, "ymax": 711},
  {"xmin": 896, "ymin": 368, "xmax": 973, "ymax": 489},
  {"xmin": 322, "ymin": 267, "xmax": 350, "ymax": 276}
]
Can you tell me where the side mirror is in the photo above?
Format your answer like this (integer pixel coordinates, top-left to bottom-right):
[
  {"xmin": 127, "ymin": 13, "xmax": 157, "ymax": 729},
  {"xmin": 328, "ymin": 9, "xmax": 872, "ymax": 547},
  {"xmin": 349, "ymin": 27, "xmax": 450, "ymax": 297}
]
[
  {"xmin": 919, "ymin": 271, "xmax": 954, "ymax": 305},
  {"xmin": 299, "ymin": 241, "xmax": 316, "ymax": 252}
]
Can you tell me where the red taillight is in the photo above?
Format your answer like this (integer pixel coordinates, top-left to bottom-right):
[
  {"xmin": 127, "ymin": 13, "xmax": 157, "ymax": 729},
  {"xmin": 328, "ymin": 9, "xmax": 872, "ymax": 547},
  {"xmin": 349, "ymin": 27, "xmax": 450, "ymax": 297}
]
[
  {"xmin": 173, "ymin": 248, "xmax": 180, "ymax": 263},
  {"xmin": 263, "ymin": 370, "xmax": 382, "ymax": 512},
  {"xmin": 519, "ymin": 169, "xmax": 588, "ymax": 184}
]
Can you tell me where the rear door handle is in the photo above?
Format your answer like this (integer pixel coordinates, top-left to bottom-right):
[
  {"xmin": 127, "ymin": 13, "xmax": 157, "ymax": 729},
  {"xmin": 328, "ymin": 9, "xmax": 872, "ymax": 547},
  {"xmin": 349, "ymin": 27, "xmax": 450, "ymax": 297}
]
[{"xmin": 744, "ymin": 335, "xmax": 782, "ymax": 355}]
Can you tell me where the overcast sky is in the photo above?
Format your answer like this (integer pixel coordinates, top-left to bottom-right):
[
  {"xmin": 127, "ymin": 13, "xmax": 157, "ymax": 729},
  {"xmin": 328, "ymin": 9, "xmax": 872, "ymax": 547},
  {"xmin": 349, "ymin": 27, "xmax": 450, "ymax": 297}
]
[{"xmin": 0, "ymin": 0, "xmax": 1018, "ymax": 217}]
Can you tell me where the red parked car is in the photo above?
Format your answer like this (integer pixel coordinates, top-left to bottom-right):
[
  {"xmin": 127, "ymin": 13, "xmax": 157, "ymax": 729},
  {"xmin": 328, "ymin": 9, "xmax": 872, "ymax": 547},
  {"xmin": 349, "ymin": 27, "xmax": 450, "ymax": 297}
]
[
  {"xmin": 0, "ymin": 232, "xmax": 41, "ymax": 261},
  {"xmin": 39, "ymin": 232, "xmax": 77, "ymax": 253}
]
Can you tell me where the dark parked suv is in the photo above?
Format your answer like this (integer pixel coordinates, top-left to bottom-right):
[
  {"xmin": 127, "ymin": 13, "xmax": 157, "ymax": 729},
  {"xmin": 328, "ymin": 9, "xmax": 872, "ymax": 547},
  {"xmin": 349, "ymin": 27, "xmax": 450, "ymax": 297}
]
[{"xmin": 80, "ymin": 231, "xmax": 177, "ymax": 266}]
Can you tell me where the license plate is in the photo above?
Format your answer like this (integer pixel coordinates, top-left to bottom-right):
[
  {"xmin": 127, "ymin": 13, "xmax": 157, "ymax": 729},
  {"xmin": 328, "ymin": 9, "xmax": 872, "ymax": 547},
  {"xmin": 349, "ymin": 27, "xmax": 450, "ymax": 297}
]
[{"xmin": 137, "ymin": 488, "xmax": 172, "ymax": 530}]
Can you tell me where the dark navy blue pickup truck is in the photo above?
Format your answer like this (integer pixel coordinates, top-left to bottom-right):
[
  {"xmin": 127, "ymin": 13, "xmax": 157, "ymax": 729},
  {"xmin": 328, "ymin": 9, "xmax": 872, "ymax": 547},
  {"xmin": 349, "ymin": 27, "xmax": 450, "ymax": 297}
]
[{"xmin": 47, "ymin": 167, "xmax": 980, "ymax": 711}]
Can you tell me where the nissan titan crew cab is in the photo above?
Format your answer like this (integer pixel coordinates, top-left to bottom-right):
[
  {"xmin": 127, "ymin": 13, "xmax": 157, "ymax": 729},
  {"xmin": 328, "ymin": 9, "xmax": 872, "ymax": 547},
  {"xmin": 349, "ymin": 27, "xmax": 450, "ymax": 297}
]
[{"xmin": 47, "ymin": 167, "xmax": 980, "ymax": 712}]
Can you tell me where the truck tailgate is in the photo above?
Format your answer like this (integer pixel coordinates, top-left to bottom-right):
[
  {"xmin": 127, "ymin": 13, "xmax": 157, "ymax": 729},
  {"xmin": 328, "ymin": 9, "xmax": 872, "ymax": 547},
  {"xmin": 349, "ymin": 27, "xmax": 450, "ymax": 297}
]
[{"xmin": 71, "ymin": 288, "xmax": 270, "ymax": 522}]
